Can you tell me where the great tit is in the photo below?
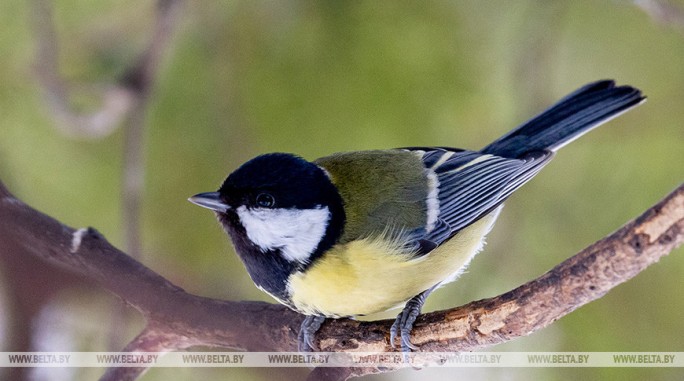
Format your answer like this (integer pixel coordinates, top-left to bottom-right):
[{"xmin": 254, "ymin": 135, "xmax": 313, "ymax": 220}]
[{"xmin": 189, "ymin": 80, "xmax": 644, "ymax": 353}]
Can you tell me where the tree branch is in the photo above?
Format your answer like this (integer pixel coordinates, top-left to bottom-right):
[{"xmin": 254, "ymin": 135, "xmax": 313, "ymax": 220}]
[{"xmin": 0, "ymin": 179, "xmax": 682, "ymax": 380}]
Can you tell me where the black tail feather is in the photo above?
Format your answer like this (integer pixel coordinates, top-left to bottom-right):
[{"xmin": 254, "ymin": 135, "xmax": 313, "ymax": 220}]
[{"xmin": 481, "ymin": 80, "xmax": 645, "ymax": 158}]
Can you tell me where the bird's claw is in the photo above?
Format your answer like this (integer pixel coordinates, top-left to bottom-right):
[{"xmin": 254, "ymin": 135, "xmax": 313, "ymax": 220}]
[
  {"xmin": 389, "ymin": 287, "xmax": 436, "ymax": 355},
  {"xmin": 298, "ymin": 315, "xmax": 326, "ymax": 352},
  {"xmin": 389, "ymin": 303, "xmax": 421, "ymax": 352}
]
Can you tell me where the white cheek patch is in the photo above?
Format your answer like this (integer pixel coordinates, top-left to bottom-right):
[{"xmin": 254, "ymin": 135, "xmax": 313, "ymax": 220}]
[{"xmin": 236, "ymin": 205, "xmax": 331, "ymax": 263}]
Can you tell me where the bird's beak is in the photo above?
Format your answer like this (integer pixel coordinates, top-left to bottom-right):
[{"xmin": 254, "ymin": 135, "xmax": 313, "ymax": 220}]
[{"xmin": 188, "ymin": 192, "xmax": 231, "ymax": 213}]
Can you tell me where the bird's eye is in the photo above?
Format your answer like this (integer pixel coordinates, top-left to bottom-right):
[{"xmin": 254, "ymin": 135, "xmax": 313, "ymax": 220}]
[{"xmin": 255, "ymin": 193, "xmax": 275, "ymax": 208}]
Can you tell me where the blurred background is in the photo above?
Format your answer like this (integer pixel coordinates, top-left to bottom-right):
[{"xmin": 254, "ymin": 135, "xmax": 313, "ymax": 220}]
[{"xmin": 1, "ymin": 0, "xmax": 683, "ymax": 380}]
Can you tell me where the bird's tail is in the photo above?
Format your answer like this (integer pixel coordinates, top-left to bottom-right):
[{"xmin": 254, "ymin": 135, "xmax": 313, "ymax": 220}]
[{"xmin": 481, "ymin": 80, "xmax": 645, "ymax": 158}]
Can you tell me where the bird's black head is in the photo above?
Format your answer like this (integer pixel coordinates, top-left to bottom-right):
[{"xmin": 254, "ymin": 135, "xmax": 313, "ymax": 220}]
[
  {"xmin": 189, "ymin": 153, "xmax": 345, "ymax": 301},
  {"xmin": 219, "ymin": 153, "xmax": 342, "ymax": 213}
]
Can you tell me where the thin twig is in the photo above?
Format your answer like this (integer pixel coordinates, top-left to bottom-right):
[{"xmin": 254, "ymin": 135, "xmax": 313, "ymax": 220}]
[
  {"xmin": 635, "ymin": 0, "xmax": 684, "ymax": 32},
  {"xmin": 30, "ymin": 0, "xmax": 183, "ymax": 141},
  {"xmin": 30, "ymin": 0, "xmax": 136, "ymax": 139},
  {"xmin": 120, "ymin": 0, "xmax": 183, "ymax": 260}
]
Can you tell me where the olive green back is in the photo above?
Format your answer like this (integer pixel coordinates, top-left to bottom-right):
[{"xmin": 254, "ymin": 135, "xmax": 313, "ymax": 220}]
[{"xmin": 315, "ymin": 150, "xmax": 428, "ymax": 244}]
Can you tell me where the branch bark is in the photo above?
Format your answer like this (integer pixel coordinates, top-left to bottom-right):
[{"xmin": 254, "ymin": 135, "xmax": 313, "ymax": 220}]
[{"xmin": 0, "ymin": 180, "xmax": 682, "ymax": 380}]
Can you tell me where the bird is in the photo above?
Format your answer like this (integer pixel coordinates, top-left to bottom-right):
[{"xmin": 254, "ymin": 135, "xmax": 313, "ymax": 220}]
[{"xmin": 189, "ymin": 80, "xmax": 644, "ymax": 353}]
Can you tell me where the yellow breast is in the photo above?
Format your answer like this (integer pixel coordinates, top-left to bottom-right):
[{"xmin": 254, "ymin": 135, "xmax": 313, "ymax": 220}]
[{"xmin": 287, "ymin": 209, "xmax": 500, "ymax": 317}]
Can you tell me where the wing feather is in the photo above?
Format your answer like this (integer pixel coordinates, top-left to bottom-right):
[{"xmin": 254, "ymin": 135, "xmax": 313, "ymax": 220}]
[{"xmin": 403, "ymin": 147, "xmax": 552, "ymax": 247}]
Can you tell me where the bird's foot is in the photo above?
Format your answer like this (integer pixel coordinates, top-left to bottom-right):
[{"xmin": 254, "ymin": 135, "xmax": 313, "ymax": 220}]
[
  {"xmin": 389, "ymin": 287, "xmax": 435, "ymax": 354},
  {"xmin": 298, "ymin": 315, "xmax": 326, "ymax": 352}
]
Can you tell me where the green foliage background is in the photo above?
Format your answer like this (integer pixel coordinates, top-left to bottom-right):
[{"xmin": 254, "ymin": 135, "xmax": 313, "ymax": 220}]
[{"xmin": 0, "ymin": 1, "xmax": 683, "ymax": 380}]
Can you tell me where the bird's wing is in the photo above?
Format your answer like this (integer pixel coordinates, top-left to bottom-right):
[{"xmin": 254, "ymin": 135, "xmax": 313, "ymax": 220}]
[
  {"xmin": 403, "ymin": 147, "xmax": 553, "ymax": 249},
  {"xmin": 316, "ymin": 148, "xmax": 552, "ymax": 252}
]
